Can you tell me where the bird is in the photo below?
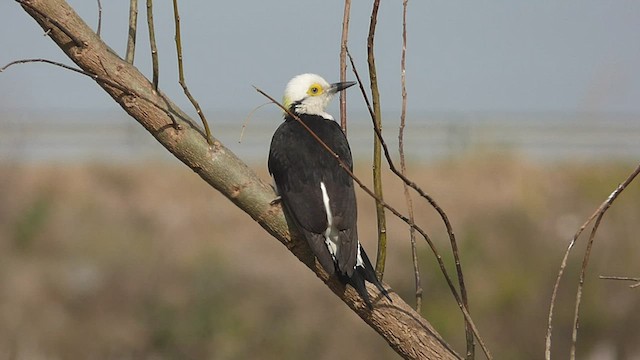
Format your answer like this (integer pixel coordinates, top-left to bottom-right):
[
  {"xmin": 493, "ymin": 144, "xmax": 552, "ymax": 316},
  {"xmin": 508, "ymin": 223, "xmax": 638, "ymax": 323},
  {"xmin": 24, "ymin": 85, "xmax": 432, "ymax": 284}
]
[{"xmin": 268, "ymin": 73, "xmax": 390, "ymax": 308}]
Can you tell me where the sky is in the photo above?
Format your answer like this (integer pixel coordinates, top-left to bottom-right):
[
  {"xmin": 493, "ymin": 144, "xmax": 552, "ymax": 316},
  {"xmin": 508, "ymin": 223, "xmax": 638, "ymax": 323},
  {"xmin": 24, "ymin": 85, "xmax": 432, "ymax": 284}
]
[{"xmin": 1, "ymin": 0, "xmax": 640, "ymax": 117}]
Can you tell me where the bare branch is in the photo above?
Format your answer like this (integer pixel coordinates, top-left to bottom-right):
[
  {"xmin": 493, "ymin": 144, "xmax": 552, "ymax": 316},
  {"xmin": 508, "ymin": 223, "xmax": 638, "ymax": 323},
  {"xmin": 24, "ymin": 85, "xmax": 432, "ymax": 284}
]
[
  {"xmin": 145, "ymin": 0, "xmax": 158, "ymax": 90},
  {"xmin": 397, "ymin": 2, "xmax": 472, "ymax": 355},
  {"xmin": 171, "ymin": 0, "xmax": 213, "ymax": 145},
  {"xmin": 125, "ymin": 0, "xmax": 138, "ymax": 64},
  {"xmin": 367, "ymin": 0, "xmax": 388, "ymax": 282},
  {"xmin": 599, "ymin": 275, "xmax": 640, "ymax": 288},
  {"xmin": 398, "ymin": 0, "xmax": 422, "ymax": 315},
  {"xmin": 2, "ymin": 58, "xmax": 86, "ymax": 74},
  {"xmin": 339, "ymin": 0, "xmax": 351, "ymax": 133},
  {"xmin": 96, "ymin": 0, "xmax": 102, "ymax": 37}
]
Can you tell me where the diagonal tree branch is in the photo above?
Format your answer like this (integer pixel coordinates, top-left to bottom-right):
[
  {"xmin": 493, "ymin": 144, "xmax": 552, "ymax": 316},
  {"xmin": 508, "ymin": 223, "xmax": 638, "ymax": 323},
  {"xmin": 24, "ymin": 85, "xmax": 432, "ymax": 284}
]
[{"xmin": 12, "ymin": 0, "xmax": 460, "ymax": 358}]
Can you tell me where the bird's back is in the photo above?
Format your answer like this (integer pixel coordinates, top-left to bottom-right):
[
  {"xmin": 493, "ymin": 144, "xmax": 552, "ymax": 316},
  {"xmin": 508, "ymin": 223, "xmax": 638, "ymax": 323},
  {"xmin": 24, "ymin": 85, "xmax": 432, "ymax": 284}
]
[{"xmin": 268, "ymin": 114, "xmax": 358, "ymax": 275}]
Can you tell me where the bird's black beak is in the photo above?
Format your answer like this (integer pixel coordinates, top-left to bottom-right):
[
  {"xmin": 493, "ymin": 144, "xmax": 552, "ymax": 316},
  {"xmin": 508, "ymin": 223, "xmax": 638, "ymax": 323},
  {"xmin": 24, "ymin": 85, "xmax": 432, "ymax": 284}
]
[{"xmin": 329, "ymin": 81, "xmax": 357, "ymax": 94}]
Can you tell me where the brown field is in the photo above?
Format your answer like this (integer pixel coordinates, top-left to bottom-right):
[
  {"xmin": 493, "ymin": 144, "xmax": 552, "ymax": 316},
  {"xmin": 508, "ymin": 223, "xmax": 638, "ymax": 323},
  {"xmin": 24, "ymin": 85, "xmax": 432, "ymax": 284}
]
[{"xmin": 1, "ymin": 154, "xmax": 639, "ymax": 359}]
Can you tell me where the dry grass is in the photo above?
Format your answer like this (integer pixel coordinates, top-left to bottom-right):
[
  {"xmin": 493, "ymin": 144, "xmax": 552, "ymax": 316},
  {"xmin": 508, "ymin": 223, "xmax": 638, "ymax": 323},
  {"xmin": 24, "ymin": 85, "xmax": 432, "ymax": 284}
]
[{"xmin": 1, "ymin": 154, "xmax": 639, "ymax": 359}]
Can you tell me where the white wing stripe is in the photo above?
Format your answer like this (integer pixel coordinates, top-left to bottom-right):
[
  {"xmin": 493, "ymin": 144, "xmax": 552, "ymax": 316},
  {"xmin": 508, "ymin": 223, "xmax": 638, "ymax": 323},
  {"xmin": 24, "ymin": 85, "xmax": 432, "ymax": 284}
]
[{"xmin": 320, "ymin": 182, "xmax": 338, "ymax": 260}]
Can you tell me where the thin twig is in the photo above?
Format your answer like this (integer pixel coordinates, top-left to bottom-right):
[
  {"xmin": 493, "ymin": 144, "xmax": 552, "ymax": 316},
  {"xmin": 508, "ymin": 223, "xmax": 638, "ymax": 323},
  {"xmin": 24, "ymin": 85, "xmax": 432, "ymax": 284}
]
[
  {"xmin": 397, "ymin": 0, "xmax": 420, "ymax": 312},
  {"xmin": 599, "ymin": 275, "xmax": 640, "ymax": 281},
  {"xmin": 546, "ymin": 211, "xmax": 601, "ymax": 360},
  {"xmin": 545, "ymin": 163, "xmax": 640, "ymax": 360},
  {"xmin": 339, "ymin": 0, "xmax": 351, "ymax": 133},
  {"xmin": 367, "ymin": 0, "xmax": 388, "ymax": 281},
  {"xmin": 1, "ymin": 58, "xmax": 180, "ymax": 130},
  {"xmin": 348, "ymin": 49, "xmax": 484, "ymax": 359},
  {"xmin": 146, "ymin": 0, "xmax": 159, "ymax": 90},
  {"xmin": 172, "ymin": 0, "xmax": 213, "ymax": 146},
  {"xmin": 398, "ymin": 0, "xmax": 423, "ymax": 314},
  {"xmin": 16, "ymin": 0, "xmax": 85, "ymax": 48},
  {"xmin": 255, "ymin": 86, "xmax": 491, "ymax": 360},
  {"xmin": 570, "ymin": 214, "xmax": 604, "ymax": 359},
  {"xmin": 347, "ymin": 50, "xmax": 374, "ymax": 118},
  {"xmin": 570, "ymin": 164, "xmax": 640, "ymax": 360},
  {"xmin": 599, "ymin": 275, "xmax": 640, "ymax": 288},
  {"xmin": 125, "ymin": 0, "xmax": 138, "ymax": 64},
  {"xmin": 96, "ymin": 0, "xmax": 102, "ymax": 37},
  {"xmin": 403, "ymin": 1, "xmax": 471, "ymax": 355},
  {"xmin": 2, "ymin": 58, "xmax": 88, "ymax": 75},
  {"xmin": 238, "ymin": 102, "xmax": 271, "ymax": 143}
]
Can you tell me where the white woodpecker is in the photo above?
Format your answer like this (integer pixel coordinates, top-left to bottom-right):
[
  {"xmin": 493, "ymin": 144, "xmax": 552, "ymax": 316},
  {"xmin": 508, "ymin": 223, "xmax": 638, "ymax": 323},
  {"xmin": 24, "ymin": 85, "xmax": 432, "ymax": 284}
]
[{"xmin": 268, "ymin": 73, "xmax": 390, "ymax": 308}]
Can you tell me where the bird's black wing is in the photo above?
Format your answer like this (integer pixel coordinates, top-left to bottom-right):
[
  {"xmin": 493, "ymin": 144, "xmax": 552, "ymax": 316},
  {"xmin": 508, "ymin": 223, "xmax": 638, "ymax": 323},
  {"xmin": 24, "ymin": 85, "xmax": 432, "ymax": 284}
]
[{"xmin": 268, "ymin": 115, "xmax": 358, "ymax": 276}]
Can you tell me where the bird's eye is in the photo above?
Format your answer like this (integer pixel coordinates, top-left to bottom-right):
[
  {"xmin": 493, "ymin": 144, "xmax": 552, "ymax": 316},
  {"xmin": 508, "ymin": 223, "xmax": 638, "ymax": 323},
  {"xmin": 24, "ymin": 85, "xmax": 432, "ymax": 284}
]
[{"xmin": 307, "ymin": 83, "xmax": 323, "ymax": 96}]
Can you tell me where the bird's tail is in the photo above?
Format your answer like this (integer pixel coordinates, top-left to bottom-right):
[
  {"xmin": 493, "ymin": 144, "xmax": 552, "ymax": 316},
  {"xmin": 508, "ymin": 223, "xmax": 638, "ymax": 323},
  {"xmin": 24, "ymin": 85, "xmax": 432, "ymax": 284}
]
[{"xmin": 345, "ymin": 249, "xmax": 391, "ymax": 309}]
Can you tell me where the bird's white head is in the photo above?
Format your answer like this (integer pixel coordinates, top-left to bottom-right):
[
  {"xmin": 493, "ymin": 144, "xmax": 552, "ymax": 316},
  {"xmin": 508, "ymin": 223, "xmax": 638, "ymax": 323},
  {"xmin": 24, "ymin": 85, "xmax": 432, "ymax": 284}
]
[{"xmin": 282, "ymin": 73, "xmax": 356, "ymax": 120}]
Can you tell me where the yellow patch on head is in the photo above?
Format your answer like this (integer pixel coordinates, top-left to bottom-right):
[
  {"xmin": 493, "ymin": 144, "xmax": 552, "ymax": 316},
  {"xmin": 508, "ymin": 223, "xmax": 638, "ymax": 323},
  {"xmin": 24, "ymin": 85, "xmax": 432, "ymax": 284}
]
[{"xmin": 306, "ymin": 83, "xmax": 324, "ymax": 97}]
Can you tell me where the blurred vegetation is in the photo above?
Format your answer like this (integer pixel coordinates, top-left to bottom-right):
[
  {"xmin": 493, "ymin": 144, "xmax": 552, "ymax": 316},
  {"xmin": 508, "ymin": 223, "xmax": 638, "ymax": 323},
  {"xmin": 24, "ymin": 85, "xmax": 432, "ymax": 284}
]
[{"xmin": 0, "ymin": 154, "xmax": 639, "ymax": 359}]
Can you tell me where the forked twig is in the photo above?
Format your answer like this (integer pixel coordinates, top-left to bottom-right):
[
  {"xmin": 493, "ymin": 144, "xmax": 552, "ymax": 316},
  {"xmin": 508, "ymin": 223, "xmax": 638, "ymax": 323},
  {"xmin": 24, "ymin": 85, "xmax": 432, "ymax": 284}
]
[
  {"xmin": 172, "ymin": 0, "xmax": 213, "ymax": 146},
  {"xmin": 545, "ymin": 163, "xmax": 640, "ymax": 360},
  {"xmin": 570, "ymin": 164, "xmax": 640, "ymax": 359},
  {"xmin": 254, "ymin": 86, "xmax": 491, "ymax": 360}
]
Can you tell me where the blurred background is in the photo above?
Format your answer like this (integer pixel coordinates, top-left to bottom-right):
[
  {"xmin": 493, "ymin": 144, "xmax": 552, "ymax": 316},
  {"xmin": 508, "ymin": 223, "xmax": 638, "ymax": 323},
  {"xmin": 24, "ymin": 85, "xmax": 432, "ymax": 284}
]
[{"xmin": 1, "ymin": 1, "xmax": 639, "ymax": 359}]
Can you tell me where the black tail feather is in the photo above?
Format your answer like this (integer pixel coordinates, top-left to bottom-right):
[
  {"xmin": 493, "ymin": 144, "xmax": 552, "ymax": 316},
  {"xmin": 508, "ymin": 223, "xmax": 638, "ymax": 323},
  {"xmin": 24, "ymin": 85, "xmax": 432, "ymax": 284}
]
[
  {"xmin": 347, "ymin": 268, "xmax": 374, "ymax": 309},
  {"xmin": 342, "ymin": 249, "xmax": 391, "ymax": 309},
  {"xmin": 360, "ymin": 249, "xmax": 392, "ymax": 302}
]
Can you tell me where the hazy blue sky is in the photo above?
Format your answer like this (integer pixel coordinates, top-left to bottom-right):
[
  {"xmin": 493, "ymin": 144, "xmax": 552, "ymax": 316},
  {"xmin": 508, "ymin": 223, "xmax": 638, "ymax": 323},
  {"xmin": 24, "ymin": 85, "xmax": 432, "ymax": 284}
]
[{"xmin": 2, "ymin": 1, "xmax": 639, "ymax": 116}]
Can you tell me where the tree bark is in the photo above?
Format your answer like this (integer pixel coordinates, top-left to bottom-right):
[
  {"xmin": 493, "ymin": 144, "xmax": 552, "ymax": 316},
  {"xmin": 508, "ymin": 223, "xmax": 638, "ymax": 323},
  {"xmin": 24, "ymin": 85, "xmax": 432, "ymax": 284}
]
[{"xmin": 16, "ymin": 0, "xmax": 460, "ymax": 358}]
